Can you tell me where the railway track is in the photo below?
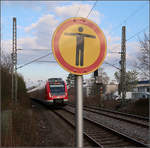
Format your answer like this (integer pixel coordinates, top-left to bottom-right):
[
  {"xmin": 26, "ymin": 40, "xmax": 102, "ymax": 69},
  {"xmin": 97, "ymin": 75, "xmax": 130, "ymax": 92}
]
[
  {"xmin": 31, "ymin": 98, "xmax": 148, "ymax": 147},
  {"xmin": 53, "ymin": 109, "xmax": 101, "ymax": 147},
  {"xmin": 54, "ymin": 108, "xmax": 147, "ymax": 147},
  {"xmin": 68, "ymin": 104, "xmax": 149, "ymax": 128},
  {"xmin": 67, "ymin": 104, "xmax": 149, "ymax": 144},
  {"xmin": 31, "ymin": 98, "xmax": 97, "ymax": 147}
]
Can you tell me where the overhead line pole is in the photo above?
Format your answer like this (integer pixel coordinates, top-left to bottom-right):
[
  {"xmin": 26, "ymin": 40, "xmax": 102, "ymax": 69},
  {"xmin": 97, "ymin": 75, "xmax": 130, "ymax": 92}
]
[
  {"xmin": 12, "ymin": 17, "xmax": 17, "ymax": 102},
  {"xmin": 120, "ymin": 26, "xmax": 126, "ymax": 105}
]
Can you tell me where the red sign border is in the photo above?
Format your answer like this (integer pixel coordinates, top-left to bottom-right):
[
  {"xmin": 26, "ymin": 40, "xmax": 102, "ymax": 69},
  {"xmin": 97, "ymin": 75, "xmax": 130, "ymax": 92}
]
[{"xmin": 52, "ymin": 17, "xmax": 107, "ymax": 75}]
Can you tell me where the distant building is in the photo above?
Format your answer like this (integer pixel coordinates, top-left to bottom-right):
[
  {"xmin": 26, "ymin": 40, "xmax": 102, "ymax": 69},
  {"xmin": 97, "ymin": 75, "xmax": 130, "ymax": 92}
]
[
  {"xmin": 114, "ymin": 80, "xmax": 150, "ymax": 99},
  {"xmin": 133, "ymin": 80, "xmax": 150, "ymax": 93},
  {"xmin": 132, "ymin": 80, "xmax": 150, "ymax": 99}
]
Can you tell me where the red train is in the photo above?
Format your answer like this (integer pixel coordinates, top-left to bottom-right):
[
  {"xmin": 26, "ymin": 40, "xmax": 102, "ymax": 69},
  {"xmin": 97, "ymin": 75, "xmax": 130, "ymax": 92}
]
[{"xmin": 44, "ymin": 78, "xmax": 68, "ymax": 105}]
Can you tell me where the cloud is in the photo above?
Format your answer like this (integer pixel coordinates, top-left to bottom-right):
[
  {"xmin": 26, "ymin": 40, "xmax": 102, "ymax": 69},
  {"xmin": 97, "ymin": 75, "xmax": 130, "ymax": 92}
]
[
  {"xmin": 25, "ymin": 14, "xmax": 58, "ymax": 32},
  {"xmin": 104, "ymin": 37, "xmax": 140, "ymax": 70},
  {"xmin": 18, "ymin": 37, "xmax": 46, "ymax": 50},
  {"xmin": 20, "ymin": 2, "xmax": 105, "ymax": 52},
  {"xmin": 101, "ymin": 29, "xmax": 140, "ymax": 70},
  {"xmin": 2, "ymin": 2, "xmax": 140, "ymax": 73},
  {"xmin": 2, "ymin": 37, "xmax": 47, "ymax": 52},
  {"xmin": 22, "ymin": 3, "xmax": 103, "ymax": 50},
  {"xmin": 1, "ymin": 40, "xmax": 13, "ymax": 54},
  {"xmin": 104, "ymin": 29, "xmax": 121, "ymax": 65},
  {"xmin": 2, "ymin": 14, "xmax": 58, "ymax": 65},
  {"xmin": 25, "ymin": 14, "xmax": 58, "ymax": 49},
  {"xmin": 1, "ymin": 37, "xmax": 53, "ymax": 65},
  {"xmin": 54, "ymin": 3, "xmax": 103, "ymax": 24}
]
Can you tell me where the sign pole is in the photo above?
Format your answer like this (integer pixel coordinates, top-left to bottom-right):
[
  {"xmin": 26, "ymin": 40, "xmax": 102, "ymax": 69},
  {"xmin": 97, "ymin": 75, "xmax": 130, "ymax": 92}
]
[{"xmin": 75, "ymin": 75, "xmax": 83, "ymax": 147}]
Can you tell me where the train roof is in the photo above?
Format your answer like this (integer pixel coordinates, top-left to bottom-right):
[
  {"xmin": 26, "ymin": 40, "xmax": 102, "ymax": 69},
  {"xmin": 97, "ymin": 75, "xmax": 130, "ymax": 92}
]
[{"xmin": 48, "ymin": 78, "xmax": 63, "ymax": 82}]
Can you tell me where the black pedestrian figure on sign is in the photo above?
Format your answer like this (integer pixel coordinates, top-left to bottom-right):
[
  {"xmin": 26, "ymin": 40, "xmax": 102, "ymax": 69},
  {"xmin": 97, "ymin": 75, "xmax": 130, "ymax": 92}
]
[{"xmin": 64, "ymin": 27, "xmax": 96, "ymax": 66}]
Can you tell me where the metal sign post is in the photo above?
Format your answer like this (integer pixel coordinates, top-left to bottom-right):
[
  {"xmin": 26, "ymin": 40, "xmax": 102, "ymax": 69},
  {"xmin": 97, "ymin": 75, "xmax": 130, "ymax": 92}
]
[{"xmin": 75, "ymin": 75, "xmax": 83, "ymax": 147}]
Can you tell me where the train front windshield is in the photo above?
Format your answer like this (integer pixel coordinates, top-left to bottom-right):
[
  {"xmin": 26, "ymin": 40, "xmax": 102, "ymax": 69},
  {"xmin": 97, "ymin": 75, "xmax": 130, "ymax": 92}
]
[{"xmin": 50, "ymin": 84, "xmax": 65, "ymax": 95}]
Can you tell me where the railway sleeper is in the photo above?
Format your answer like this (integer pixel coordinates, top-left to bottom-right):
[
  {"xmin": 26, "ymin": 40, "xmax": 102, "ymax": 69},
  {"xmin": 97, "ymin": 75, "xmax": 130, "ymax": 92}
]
[
  {"xmin": 88, "ymin": 132, "xmax": 114, "ymax": 138},
  {"xmin": 104, "ymin": 143, "xmax": 134, "ymax": 147},
  {"xmin": 97, "ymin": 137, "xmax": 123, "ymax": 142},
  {"xmin": 100, "ymin": 139, "xmax": 128, "ymax": 145}
]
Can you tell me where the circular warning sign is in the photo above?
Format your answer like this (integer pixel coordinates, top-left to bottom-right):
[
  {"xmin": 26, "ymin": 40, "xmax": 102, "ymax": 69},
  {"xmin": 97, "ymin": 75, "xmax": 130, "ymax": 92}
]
[{"xmin": 52, "ymin": 17, "xmax": 107, "ymax": 75}]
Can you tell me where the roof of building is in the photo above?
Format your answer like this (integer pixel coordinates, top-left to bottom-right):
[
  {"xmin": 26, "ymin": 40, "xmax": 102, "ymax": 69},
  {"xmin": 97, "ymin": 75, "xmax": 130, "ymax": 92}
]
[{"xmin": 138, "ymin": 80, "xmax": 150, "ymax": 84}]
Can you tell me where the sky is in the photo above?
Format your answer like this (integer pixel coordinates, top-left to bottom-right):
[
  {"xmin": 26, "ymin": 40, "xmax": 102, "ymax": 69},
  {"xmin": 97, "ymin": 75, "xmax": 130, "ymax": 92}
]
[{"xmin": 1, "ymin": 1, "xmax": 149, "ymax": 88}]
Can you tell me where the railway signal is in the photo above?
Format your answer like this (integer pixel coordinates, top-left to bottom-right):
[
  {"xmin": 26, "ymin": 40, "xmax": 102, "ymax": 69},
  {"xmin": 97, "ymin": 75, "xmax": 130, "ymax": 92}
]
[
  {"xmin": 52, "ymin": 17, "xmax": 107, "ymax": 147},
  {"xmin": 94, "ymin": 69, "xmax": 98, "ymax": 77}
]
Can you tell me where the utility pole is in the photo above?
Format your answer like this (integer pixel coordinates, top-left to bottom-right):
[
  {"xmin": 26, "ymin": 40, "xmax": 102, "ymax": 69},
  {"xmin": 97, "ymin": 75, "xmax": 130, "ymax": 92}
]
[
  {"xmin": 120, "ymin": 26, "xmax": 126, "ymax": 105},
  {"xmin": 148, "ymin": 39, "xmax": 150, "ymax": 86},
  {"xmin": 11, "ymin": 17, "xmax": 17, "ymax": 102}
]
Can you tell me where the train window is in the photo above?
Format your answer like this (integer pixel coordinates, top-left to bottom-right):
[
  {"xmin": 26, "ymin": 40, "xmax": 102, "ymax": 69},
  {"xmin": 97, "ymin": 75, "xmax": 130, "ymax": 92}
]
[{"xmin": 49, "ymin": 84, "xmax": 65, "ymax": 95}]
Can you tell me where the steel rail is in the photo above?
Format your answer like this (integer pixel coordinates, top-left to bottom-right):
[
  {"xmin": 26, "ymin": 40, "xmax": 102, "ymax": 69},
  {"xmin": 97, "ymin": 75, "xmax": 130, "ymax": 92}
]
[
  {"xmin": 63, "ymin": 107, "xmax": 147, "ymax": 147},
  {"xmin": 31, "ymin": 98, "xmax": 102, "ymax": 147},
  {"xmin": 82, "ymin": 106, "xmax": 149, "ymax": 128},
  {"xmin": 84, "ymin": 105, "xmax": 149, "ymax": 121},
  {"xmin": 53, "ymin": 110, "xmax": 103, "ymax": 148},
  {"xmin": 68, "ymin": 104, "xmax": 149, "ymax": 121},
  {"xmin": 31, "ymin": 99, "xmax": 148, "ymax": 147}
]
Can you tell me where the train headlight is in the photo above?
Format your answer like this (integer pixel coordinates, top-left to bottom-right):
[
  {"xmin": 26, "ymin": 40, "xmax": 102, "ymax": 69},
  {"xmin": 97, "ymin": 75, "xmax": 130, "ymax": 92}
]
[{"xmin": 49, "ymin": 92, "xmax": 52, "ymax": 98}]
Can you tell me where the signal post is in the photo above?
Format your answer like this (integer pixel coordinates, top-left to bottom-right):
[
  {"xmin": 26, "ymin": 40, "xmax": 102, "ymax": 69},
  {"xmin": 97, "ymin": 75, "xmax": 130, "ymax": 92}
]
[{"xmin": 52, "ymin": 17, "xmax": 107, "ymax": 147}]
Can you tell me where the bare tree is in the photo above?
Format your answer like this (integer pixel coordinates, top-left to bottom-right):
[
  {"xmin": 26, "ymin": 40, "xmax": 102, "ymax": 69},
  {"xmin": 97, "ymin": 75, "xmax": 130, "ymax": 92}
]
[
  {"xmin": 98, "ymin": 67, "xmax": 110, "ymax": 84},
  {"xmin": 136, "ymin": 33, "xmax": 150, "ymax": 80},
  {"xmin": 1, "ymin": 51, "xmax": 12, "ymax": 72},
  {"xmin": 114, "ymin": 70, "xmax": 138, "ymax": 95}
]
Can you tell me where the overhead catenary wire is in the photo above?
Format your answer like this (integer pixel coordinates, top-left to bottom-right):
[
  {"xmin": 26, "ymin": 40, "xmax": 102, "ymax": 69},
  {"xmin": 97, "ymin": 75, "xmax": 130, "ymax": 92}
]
[
  {"xmin": 75, "ymin": 6, "xmax": 81, "ymax": 17},
  {"xmin": 103, "ymin": 61, "xmax": 120, "ymax": 70},
  {"xmin": 37, "ymin": 60, "xmax": 56, "ymax": 63},
  {"xmin": 108, "ymin": 4, "xmax": 147, "ymax": 35},
  {"xmin": 86, "ymin": 0, "xmax": 98, "ymax": 18},
  {"xmin": 17, "ymin": 52, "xmax": 52, "ymax": 69},
  {"xmin": 76, "ymin": 3, "xmax": 148, "ymax": 72},
  {"xmin": 17, "ymin": 4, "xmax": 148, "ymax": 71},
  {"xmin": 126, "ymin": 25, "xmax": 148, "ymax": 41},
  {"xmin": 108, "ymin": 24, "xmax": 148, "ymax": 54},
  {"xmin": 106, "ymin": 25, "xmax": 148, "ymax": 70},
  {"xmin": 18, "ymin": 48, "xmax": 50, "ymax": 51},
  {"xmin": 73, "ymin": 1, "xmax": 147, "ymax": 59}
]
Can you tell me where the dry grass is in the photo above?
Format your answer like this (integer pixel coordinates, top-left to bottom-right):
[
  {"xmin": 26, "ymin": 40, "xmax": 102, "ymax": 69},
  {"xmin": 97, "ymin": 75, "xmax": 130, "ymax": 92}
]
[
  {"xmin": 12, "ymin": 103, "xmax": 38, "ymax": 146},
  {"xmin": 68, "ymin": 88, "xmax": 149, "ymax": 117},
  {"xmin": 118, "ymin": 99, "xmax": 149, "ymax": 117},
  {"xmin": 1, "ymin": 96, "xmax": 40, "ymax": 146},
  {"xmin": 1, "ymin": 52, "xmax": 39, "ymax": 146}
]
